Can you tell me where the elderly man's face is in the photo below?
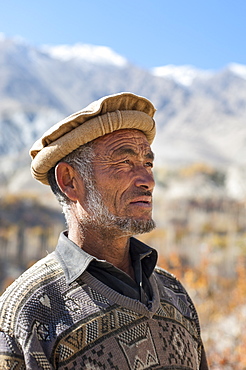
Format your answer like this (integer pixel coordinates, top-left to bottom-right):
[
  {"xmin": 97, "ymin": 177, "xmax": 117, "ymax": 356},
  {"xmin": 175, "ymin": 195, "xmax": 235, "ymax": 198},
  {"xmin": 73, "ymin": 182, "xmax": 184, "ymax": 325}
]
[{"xmin": 82, "ymin": 129, "xmax": 155, "ymax": 234}]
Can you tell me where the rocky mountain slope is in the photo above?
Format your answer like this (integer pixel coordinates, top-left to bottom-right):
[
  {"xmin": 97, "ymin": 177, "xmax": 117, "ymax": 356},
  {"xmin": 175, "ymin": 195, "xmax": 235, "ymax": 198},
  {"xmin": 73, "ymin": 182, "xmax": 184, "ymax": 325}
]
[{"xmin": 1, "ymin": 34, "xmax": 246, "ymax": 195}]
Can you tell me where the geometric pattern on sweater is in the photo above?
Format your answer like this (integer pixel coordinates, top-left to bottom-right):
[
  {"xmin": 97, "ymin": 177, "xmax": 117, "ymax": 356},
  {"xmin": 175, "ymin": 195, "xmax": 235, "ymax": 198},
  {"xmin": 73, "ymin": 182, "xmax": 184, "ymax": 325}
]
[
  {"xmin": 52, "ymin": 306, "xmax": 144, "ymax": 365},
  {"xmin": 0, "ymin": 354, "xmax": 25, "ymax": 370},
  {"xmin": 0, "ymin": 253, "xmax": 63, "ymax": 335},
  {"xmin": 0, "ymin": 252, "xmax": 207, "ymax": 370},
  {"xmin": 116, "ymin": 323, "xmax": 158, "ymax": 368},
  {"xmin": 51, "ymin": 302, "xmax": 200, "ymax": 369},
  {"xmin": 31, "ymin": 352, "xmax": 53, "ymax": 370}
]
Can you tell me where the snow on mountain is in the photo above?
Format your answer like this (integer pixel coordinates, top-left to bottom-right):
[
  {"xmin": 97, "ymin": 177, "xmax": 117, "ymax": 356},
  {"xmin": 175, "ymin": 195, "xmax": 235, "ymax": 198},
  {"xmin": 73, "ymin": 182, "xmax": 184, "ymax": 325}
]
[
  {"xmin": 227, "ymin": 63, "xmax": 246, "ymax": 80},
  {"xmin": 42, "ymin": 43, "xmax": 128, "ymax": 67},
  {"xmin": 1, "ymin": 35, "xmax": 246, "ymax": 199},
  {"xmin": 151, "ymin": 64, "xmax": 213, "ymax": 86}
]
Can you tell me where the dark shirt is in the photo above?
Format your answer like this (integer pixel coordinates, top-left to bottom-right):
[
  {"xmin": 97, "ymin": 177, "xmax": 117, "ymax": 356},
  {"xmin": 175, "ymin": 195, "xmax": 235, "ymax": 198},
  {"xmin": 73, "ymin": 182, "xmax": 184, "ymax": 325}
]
[{"xmin": 55, "ymin": 231, "xmax": 158, "ymax": 305}]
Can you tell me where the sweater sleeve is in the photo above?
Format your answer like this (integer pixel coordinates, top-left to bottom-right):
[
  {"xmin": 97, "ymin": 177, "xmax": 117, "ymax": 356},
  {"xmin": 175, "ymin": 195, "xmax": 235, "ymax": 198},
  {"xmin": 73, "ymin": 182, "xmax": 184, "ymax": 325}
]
[
  {"xmin": 0, "ymin": 330, "xmax": 25, "ymax": 368},
  {"xmin": 0, "ymin": 329, "xmax": 54, "ymax": 370}
]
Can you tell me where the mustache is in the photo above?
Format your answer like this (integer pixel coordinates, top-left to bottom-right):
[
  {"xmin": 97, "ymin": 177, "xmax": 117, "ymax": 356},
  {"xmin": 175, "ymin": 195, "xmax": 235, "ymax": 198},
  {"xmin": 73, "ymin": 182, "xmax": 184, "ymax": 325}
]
[{"xmin": 129, "ymin": 190, "xmax": 152, "ymax": 198}]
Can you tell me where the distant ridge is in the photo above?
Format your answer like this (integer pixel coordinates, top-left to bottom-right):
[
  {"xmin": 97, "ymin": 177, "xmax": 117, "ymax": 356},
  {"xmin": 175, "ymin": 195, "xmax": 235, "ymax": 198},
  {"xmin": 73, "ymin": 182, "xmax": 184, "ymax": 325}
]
[{"xmin": 1, "ymin": 35, "xmax": 246, "ymax": 186}]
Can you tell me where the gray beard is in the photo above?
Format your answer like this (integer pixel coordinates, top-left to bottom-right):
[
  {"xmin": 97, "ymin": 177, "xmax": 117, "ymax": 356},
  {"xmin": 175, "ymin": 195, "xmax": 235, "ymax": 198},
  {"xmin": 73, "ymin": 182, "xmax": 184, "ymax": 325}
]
[{"xmin": 81, "ymin": 177, "xmax": 156, "ymax": 235}]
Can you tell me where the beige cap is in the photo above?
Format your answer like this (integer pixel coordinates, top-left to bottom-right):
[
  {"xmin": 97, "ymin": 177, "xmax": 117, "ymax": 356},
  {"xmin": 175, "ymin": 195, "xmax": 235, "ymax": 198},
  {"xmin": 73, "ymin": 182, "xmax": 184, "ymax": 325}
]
[{"xmin": 30, "ymin": 92, "xmax": 156, "ymax": 185}]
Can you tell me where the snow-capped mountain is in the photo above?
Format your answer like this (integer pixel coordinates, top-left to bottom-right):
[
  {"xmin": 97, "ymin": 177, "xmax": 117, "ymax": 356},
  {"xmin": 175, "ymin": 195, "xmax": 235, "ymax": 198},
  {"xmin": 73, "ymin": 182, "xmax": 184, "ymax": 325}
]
[
  {"xmin": 151, "ymin": 64, "xmax": 213, "ymax": 86},
  {"xmin": 227, "ymin": 63, "xmax": 246, "ymax": 80},
  {"xmin": 1, "ymin": 34, "xmax": 246, "ymax": 192},
  {"xmin": 42, "ymin": 43, "xmax": 128, "ymax": 67}
]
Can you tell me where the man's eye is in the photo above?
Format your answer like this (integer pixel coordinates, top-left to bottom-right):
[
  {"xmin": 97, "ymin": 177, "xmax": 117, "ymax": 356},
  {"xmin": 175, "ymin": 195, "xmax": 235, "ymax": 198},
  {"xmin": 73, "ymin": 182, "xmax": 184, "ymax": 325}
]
[
  {"xmin": 123, "ymin": 159, "xmax": 130, "ymax": 164},
  {"xmin": 145, "ymin": 162, "xmax": 153, "ymax": 168}
]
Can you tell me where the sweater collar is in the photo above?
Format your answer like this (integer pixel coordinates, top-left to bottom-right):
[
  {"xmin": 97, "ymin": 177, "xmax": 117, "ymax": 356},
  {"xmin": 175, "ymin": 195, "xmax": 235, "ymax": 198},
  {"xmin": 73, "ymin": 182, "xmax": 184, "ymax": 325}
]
[{"xmin": 55, "ymin": 231, "xmax": 157, "ymax": 285}]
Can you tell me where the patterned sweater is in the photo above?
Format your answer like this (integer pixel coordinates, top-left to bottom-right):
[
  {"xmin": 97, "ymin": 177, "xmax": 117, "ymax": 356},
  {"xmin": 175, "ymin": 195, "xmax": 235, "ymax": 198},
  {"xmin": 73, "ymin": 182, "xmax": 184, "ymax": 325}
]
[{"xmin": 0, "ymin": 252, "xmax": 208, "ymax": 369}]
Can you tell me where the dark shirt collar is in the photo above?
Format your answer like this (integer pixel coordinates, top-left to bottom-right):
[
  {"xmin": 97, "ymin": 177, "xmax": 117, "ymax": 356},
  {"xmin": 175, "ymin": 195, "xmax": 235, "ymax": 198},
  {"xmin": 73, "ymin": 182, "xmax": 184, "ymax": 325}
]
[{"xmin": 55, "ymin": 231, "xmax": 157, "ymax": 285}]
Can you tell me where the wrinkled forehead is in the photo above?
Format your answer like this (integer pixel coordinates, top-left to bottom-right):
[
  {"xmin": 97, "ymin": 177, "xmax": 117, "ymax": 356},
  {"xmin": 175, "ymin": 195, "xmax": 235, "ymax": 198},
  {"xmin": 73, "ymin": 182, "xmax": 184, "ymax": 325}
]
[{"xmin": 93, "ymin": 129, "xmax": 154, "ymax": 158}]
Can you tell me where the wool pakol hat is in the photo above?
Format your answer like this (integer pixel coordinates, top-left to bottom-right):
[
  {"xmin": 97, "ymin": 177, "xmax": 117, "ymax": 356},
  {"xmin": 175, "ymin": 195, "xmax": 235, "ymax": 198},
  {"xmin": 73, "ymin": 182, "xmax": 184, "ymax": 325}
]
[{"xmin": 30, "ymin": 92, "xmax": 156, "ymax": 185}]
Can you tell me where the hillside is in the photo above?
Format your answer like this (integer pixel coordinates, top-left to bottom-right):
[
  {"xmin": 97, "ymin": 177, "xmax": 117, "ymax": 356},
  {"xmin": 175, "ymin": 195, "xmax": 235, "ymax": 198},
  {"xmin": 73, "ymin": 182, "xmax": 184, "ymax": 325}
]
[{"xmin": 0, "ymin": 35, "xmax": 246, "ymax": 197}]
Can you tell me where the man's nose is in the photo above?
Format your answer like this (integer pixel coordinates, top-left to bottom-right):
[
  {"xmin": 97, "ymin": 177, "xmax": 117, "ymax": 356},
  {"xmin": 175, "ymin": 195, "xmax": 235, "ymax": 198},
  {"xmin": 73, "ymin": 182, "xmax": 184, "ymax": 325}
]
[{"xmin": 134, "ymin": 168, "xmax": 155, "ymax": 191}]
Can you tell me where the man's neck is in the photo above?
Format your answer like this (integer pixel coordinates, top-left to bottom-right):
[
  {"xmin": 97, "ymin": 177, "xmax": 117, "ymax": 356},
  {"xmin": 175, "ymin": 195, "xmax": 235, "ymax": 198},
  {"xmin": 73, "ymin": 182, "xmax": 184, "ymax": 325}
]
[{"xmin": 68, "ymin": 226, "xmax": 135, "ymax": 279}]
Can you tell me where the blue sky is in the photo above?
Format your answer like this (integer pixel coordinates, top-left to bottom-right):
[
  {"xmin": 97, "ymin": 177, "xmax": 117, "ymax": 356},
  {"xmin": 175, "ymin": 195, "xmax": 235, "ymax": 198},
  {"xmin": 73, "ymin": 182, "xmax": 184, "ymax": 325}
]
[{"xmin": 1, "ymin": 0, "xmax": 246, "ymax": 70}]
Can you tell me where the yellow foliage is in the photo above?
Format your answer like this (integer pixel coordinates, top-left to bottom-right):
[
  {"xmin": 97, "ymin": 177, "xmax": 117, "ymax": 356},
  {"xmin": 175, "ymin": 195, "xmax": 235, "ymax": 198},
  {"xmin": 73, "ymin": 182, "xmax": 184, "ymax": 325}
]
[{"xmin": 179, "ymin": 162, "xmax": 215, "ymax": 178}]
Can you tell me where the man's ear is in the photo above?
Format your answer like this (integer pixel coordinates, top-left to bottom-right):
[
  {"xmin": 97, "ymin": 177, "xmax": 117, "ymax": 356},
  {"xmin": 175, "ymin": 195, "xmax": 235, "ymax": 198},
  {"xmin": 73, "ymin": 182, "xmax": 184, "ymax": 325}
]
[{"xmin": 55, "ymin": 162, "xmax": 84, "ymax": 202}]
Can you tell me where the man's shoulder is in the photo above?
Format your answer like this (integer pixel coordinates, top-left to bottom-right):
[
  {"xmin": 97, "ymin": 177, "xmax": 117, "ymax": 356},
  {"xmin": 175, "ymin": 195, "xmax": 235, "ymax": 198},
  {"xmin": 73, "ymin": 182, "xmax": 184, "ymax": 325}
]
[
  {"xmin": 153, "ymin": 266, "xmax": 199, "ymax": 323},
  {"xmin": 0, "ymin": 253, "xmax": 64, "ymax": 334},
  {"xmin": 153, "ymin": 265, "xmax": 191, "ymax": 297},
  {"xmin": 154, "ymin": 266, "xmax": 180, "ymax": 283},
  {"xmin": 1, "ymin": 252, "xmax": 63, "ymax": 296}
]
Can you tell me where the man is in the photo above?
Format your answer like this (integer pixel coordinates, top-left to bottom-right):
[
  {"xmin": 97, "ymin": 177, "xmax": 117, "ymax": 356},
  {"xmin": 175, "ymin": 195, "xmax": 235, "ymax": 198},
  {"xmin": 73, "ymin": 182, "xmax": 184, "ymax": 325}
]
[{"xmin": 0, "ymin": 92, "xmax": 209, "ymax": 369}]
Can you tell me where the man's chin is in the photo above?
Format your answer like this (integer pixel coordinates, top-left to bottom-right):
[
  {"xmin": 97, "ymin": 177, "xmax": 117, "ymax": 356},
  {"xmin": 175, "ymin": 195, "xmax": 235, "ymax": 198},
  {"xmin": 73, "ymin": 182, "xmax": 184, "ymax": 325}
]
[{"xmin": 115, "ymin": 217, "xmax": 156, "ymax": 235}]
